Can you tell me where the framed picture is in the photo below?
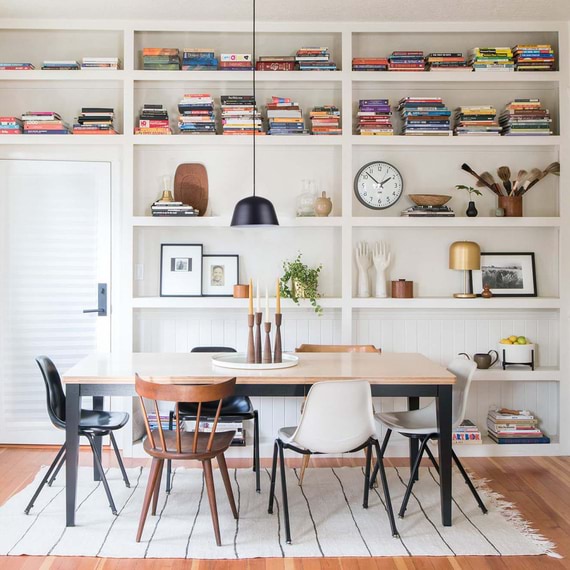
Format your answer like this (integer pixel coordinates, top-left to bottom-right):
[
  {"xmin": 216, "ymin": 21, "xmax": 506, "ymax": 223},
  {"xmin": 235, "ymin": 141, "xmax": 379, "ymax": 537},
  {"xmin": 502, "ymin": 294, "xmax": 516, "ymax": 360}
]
[
  {"xmin": 160, "ymin": 244, "xmax": 203, "ymax": 297},
  {"xmin": 202, "ymin": 254, "xmax": 239, "ymax": 296},
  {"xmin": 471, "ymin": 252, "xmax": 537, "ymax": 297}
]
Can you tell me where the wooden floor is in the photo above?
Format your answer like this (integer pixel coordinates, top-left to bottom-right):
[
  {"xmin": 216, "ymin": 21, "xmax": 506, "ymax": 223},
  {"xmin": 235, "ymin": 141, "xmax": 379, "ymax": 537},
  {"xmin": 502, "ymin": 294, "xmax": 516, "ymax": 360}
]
[{"xmin": 0, "ymin": 446, "xmax": 569, "ymax": 569}]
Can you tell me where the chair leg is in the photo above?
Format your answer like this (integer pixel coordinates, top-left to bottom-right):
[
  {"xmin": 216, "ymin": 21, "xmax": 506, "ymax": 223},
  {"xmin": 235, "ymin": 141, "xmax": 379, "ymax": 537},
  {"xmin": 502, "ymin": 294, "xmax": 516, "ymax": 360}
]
[
  {"xmin": 166, "ymin": 411, "xmax": 174, "ymax": 494},
  {"xmin": 373, "ymin": 439, "xmax": 399, "ymax": 538},
  {"xmin": 109, "ymin": 431, "xmax": 130, "ymax": 488},
  {"xmin": 452, "ymin": 450, "xmax": 488, "ymax": 514},
  {"xmin": 399, "ymin": 436, "xmax": 429, "ymax": 519},
  {"xmin": 424, "ymin": 442, "xmax": 440, "ymax": 474},
  {"xmin": 203, "ymin": 458, "xmax": 222, "ymax": 547},
  {"xmin": 253, "ymin": 410, "xmax": 261, "ymax": 493},
  {"xmin": 278, "ymin": 440, "xmax": 292, "ymax": 545},
  {"xmin": 24, "ymin": 444, "xmax": 66, "ymax": 514},
  {"xmin": 136, "ymin": 457, "xmax": 162, "ymax": 542},
  {"xmin": 47, "ymin": 448, "xmax": 67, "ymax": 487},
  {"xmin": 217, "ymin": 453, "xmax": 238, "ymax": 519},
  {"xmin": 370, "ymin": 429, "xmax": 392, "ymax": 489},
  {"xmin": 267, "ymin": 440, "xmax": 279, "ymax": 515},
  {"xmin": 363, "ymin": 441, "xmax": 372, "ymax": 508},
  {"xmin": 151, "ymin": 459, "xmax": 164, "ymax": 516},
  {"xmin": 298, "ymin": 454, "xmax": 310, "ymax": 486},
  {"xmin": 86, "ymin": 432, "xmax": 118, "ymax": 516}
]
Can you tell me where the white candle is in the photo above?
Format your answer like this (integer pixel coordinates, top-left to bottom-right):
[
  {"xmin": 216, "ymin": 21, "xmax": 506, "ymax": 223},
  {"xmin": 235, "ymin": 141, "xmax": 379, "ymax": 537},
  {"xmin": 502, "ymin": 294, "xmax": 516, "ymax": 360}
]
[
  {"xmin": 265, "ymin": 287, "xmax": 269, "ymax": 322},
  {"xmin": 256, "ymin": 280, "xmax": 260, "ymax": 313}
]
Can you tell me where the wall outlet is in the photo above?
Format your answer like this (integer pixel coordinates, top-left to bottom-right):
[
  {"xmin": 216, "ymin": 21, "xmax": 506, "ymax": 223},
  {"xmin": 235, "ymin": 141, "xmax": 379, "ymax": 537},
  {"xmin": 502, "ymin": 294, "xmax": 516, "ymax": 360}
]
[{"xmin": 135, "ymin": 264, "xmax": 144, "ymax": 281}]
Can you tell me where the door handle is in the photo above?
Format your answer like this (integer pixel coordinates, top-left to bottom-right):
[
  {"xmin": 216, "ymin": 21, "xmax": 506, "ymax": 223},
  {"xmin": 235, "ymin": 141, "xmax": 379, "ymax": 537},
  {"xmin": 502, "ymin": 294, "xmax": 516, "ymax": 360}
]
[
  {"xmin": 83, "ymin": 309, "xmax": 104, "ymax": 314},
  {"xmin": 83, "ymin": 283, "xmax": 107, "ymax": 317}
]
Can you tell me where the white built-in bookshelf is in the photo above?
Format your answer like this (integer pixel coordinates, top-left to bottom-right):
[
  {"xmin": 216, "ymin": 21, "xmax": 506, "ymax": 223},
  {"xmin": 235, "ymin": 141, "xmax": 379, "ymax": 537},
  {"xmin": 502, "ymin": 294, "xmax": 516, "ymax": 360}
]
[{"xmin": 0, "ymin": 19, "xmax": 567, "ymax": 458}]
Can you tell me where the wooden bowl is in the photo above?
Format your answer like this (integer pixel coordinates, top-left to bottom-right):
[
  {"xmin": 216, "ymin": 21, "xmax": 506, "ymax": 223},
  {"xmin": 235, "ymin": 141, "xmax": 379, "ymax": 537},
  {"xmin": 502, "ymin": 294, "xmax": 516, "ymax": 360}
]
[{"xmin": 408, "ymin": 194, "xmax": 452, "ymax": 207}]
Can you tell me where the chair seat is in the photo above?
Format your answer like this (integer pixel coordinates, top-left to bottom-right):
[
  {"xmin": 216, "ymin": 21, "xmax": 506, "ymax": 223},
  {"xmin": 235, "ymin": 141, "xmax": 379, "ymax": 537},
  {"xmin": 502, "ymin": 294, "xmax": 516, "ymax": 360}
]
[
  {"xmin": 143, "ymin": 429, "xmax": 235, "ymax": 460},
  {"xmin": 179, "ymin": 396, "xmax": 254, "ymax": 417},
  {"xmin": 375, "ymin": 406, "xmax": 439, "ymax": 436},
  {"xmin": 278, "ymin": 426, "xmax": 303, "ymax": 445},
  {"xmin": 79, "ymin": 410, "xmax": 130, "ymax": 433}
]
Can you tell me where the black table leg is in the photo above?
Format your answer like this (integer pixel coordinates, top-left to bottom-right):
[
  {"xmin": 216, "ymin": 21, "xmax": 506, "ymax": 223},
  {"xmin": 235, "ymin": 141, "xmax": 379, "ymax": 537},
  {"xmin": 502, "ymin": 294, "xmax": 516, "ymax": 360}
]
[
  {"xmin": 408, "ymin": 396, "xmax": 420, "ymax": 481},
  {"xmin": 436, "ymin": 384, "xmax": 453, "ymax": 526},
  {"xmin": 92, "ymin": 396, "xmax": 104, "ymax": 481},
  {"xmin": 66, "ymin": 384, "xmax": 81, "ymax": 527}
]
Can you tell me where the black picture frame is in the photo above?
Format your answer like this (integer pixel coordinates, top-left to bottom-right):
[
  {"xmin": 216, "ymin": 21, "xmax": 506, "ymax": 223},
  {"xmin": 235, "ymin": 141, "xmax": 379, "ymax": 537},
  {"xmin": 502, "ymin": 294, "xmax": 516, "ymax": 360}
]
[
  {"xmin": 160, "ymin": 243, "xmax": 203, "ymax": 297},
  {"xmin": 470, "ymin": 252, "xmax": 537, "ymax": 297},
  {"xmin": 202, "ymin": 254, "xmax": 239, "ymax": 297}
]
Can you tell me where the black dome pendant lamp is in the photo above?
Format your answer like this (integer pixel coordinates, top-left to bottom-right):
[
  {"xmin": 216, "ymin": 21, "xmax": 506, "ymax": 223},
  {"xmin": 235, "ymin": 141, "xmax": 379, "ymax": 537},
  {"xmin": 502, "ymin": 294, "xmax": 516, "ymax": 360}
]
[{"xmin": 230, "ymin": 0, "xmax": 279, "ymax": 227}]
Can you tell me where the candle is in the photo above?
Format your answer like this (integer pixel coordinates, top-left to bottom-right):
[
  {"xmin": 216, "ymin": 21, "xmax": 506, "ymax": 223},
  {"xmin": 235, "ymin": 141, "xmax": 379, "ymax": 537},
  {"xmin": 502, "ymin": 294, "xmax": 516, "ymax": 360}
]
[
  {"xmin": 265, "ymin": 287, "xmax": 270, "ymax": 322},
  {"xmin": 276, "ymin": 278, "xmax": 281, "ymax": 314},
  {"xmin": 256, "ymin": 280, "xmax": 260, "ymax": 313},
  {"xmin": 248, "ymin": 278, "xmax": 253, "ymax": 314}
]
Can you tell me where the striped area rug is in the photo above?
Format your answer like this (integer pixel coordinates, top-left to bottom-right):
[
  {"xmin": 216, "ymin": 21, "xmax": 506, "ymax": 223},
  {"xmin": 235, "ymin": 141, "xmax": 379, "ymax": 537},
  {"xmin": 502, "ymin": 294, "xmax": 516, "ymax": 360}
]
[{"xmin": 0, "ymin": 465, "xmax": 557, "ymax": 559}]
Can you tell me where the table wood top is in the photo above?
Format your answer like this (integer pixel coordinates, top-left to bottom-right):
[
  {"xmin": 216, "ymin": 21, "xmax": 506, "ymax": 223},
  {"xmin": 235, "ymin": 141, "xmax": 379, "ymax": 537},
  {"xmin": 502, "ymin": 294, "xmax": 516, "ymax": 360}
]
[{"xmin": 62, "ymin": 352, "xmax": 455, "ymax": 385}]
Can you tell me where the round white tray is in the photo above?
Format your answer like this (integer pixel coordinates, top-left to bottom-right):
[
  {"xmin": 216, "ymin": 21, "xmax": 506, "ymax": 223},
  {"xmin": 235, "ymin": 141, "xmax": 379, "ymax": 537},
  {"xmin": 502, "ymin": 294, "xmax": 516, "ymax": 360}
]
[{"xmin": 211, "ymin": 353, "xmax": 299, "ymax": 370}]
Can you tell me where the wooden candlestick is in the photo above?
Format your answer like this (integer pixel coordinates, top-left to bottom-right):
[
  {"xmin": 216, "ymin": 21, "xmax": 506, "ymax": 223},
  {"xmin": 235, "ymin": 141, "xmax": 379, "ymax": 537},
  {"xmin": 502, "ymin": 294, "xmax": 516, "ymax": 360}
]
[
  {"xmin": 247, "ymin": 313, "xmax": 255, "ymax": 363},
  {"xmin": 263, "ymin": 322, "xmax": 272, "ymax": 363},
  {"xmin": 254, "ymin": 312, "xmax": 262, "ymax": 364},
  {"xmin": 274, "ymin": 313, "xmax": 282, "ymax": 363}
]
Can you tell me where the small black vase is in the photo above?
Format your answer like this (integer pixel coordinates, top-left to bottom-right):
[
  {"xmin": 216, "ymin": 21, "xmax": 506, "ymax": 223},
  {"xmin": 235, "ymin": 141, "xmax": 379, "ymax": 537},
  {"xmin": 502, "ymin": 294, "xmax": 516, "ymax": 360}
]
[{"xmin": 466, "ymin": 201, "xmax": 478, "ymax": 217}]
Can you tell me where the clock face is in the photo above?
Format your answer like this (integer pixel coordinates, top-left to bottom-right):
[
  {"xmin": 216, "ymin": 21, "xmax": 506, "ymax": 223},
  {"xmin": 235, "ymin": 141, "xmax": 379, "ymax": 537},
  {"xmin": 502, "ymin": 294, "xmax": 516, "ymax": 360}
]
[{"xmin": 354, "ymin": 161, "xmax": 403, "ymax": 210}]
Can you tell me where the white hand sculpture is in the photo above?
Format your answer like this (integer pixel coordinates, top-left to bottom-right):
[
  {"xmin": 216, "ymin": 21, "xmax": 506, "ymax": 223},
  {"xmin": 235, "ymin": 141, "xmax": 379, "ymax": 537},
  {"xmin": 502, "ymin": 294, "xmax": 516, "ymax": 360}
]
[
  {"xmin": 373, "ymin": 241, "xmax": 391, "ymax": 298},
  {"xmin": 355, "ymin": 241, "xmax": 372, "ymax": 298}
]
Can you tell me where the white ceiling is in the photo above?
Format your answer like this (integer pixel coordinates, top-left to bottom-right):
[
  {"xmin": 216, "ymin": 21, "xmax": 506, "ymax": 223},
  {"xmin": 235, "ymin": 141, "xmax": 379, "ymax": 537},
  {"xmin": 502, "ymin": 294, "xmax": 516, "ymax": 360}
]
[{"xmin": 2, "ymin": 0, "xmax": 570, "ymax": 21}]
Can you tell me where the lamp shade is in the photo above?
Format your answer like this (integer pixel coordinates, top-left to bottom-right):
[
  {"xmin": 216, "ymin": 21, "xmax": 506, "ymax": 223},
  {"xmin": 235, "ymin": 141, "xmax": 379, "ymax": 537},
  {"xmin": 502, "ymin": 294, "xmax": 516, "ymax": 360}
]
[
  {"xmin": 230, "ymin": 195, "xmax": 279, "ymax": 227},
  {"xmin": 449, "ymin": 241, "xmax": 480, "ymax": 270}
]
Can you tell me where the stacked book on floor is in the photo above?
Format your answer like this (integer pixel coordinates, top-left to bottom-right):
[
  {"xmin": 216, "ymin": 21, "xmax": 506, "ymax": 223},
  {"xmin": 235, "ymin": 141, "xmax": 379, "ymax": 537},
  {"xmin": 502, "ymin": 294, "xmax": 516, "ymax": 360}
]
[
  {"xmin": 256, "ymin": 56, "xmax": 296, "ymax": 71},
  {"xmin": 182, "ymin": 417, "xmax": 245, "ymax": 446},
  {"xmin": 401, "ymin": 205, "xmax": 455, "ymax": 217},
  {"xmin": 469, "ymin": 47, "xmax": 514, "ymax": 71},
  {"xmin": 22, "ymin": 111, "xmax": 70, "ymax": 134},
  {"xmin": 221, "ymin": 95, "xmax": 263, "ymax": 135},
  {"xmin": 0, "ymin": 116, "xmax": 23, "ymax": 134},
  {"xmin": 219, "ymin": 53, "xmax": 253, "ymax": 71},
  {"xmin": 425, "ymin": 52, "xmax": 468, "ymax": 71},
  {"xmin": 151, "ymin": 200, "xmax": 199, "ymax": 217},
  {"xmin": 454, "ymin": 106, "xmax": 500, "ymax": 136},
  {"xmin": 500, "ymin": 99, "xmax": 552, "ymax": 136},
  {"xmin": 487, "ymin": 408, "xmax": 550, "ymax": 444},
  {"xmin": 146, "ymin": 412, "xmax": 171, "ymax": 431},
  {"xmin": 388, "ymin": 51, "xmax": 425, "ymax": 71},
  {"xmin": 266, "ymin": 96, "xmax": 306, "ymax": 135},
  {"xmin": 178, "ymin": 93, "xmax": 216, "ymax": 134},
  {"xmin": 296, "ymin": 47, "xmax": 337, "ymax": 71},
  {"xmin": 398, "ymin": 96, "xmax": 452, "ymax": 135},
  {"xmin": 182, "ymin": 48, "xmax": 218, "ymax": 70},
  {"xmin": 143, "ymin": 48, "xmax": 180, "ymax": 70},
  {"xmin": 134, "ymin": 104, "xmax": 172, "ymax": 135},
  {"xmin": 309, "ymin": 105, "xmax": 341, "ymax": 135},
  {"xmin": 352, "ymin": 57, "xmax": 388, "ymax": 71},
  {"xmin": 513, "ymin": 44, "xmax": 555, "ymax": 71},
  {"xmin": 73, "ymin": 107, "xmax": 117, "ymax": 134},
  {"xmin": 41, "ymin": 60, "xmax": 80, "ymax": 70},
  {"xmin": 453, "ymin": 419, "xmax": 482, "ymax": 444},
  {"xmin": 0, "ymin": 62, "xmax": 34, "ymax": 70},
  {"xmin": 81, "ymin": 57, "xmax": 120, "ymax": 70},
  {"xmin": 356, "ymin": 99, "xmax": 393, "ymax": 135}
]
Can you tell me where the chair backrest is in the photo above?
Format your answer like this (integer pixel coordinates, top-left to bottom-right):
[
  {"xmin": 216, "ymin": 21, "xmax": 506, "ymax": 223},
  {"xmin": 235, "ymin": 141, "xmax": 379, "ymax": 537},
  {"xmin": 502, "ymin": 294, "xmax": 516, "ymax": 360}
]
[
  {"xmin": 295, "ymin": 344, "xmax": 381, "ymax": 353},
  {"xmin": 191, "ymin": 346, "xmax": 236, "ymax": 353},
  {"xmin": 447, "ymin": 357, "xmax": 477, "ymax": 428},
  {"xmin": 289, "ymin": 380, "xmax": 376, "ymax": 453},
  {"xmin": 35, "ymin": 356, "xmax": 66, "ymax": 430},
  {"xmin": 135, "ymin": 374, "xmax": 236, "ymax": 454}
]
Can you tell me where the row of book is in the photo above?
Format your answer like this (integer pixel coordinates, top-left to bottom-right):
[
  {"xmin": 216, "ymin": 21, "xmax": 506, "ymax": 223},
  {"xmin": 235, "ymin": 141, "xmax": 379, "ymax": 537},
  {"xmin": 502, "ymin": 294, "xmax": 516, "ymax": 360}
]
[
  {"xmin": 487, "ymin": 408, "xmax": 550, "ymax": 444},
  {"xmin": 151, "ymin": 200, "xmax": 199, "ymax": 217},
  {"xmin": 453, "ymin": 419, "xmax": 482, "ymax": 444},
  {"xmin": 401, "ymin": 205, "xmax": 455, "ymax": 217},
  {"xmin": 182, "ymin": 418, "xmax": 245, "ymax": 446},
  {"xmin": 0, "ymin": 58, "xmax": 121, "ymax": 71}
]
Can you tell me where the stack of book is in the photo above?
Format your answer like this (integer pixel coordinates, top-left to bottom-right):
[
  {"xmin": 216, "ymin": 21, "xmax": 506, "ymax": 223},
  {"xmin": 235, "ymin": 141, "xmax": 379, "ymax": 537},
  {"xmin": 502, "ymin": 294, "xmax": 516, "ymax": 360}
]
[
  {"xmin": 398, "ymin": 96, "xmax": 452, "ymax": 136},
  {"xmin": 469, "ymin": 47, "xmax": 514, "ymax": 71},
  {"xmin": 221, "ymin": 95, "xmax": 263, "ymax": 135},
  {"xmin": 21, "ymin": 111, "xmax": 70, "ymax": 134},
  {"xmin": 500, "ymin": 99, "xmax": 552, "ymax": 136},
  {"xmin": 142, "ymin": 48, "xmax": 180, "ymax": 70},
  {"xmin": 134, "ymin": 104, "xmax": 172, "ymax": 135},
  {"xmin": 454, "ymin": 106, "xmax": 500, "ymax": 136},
  {"xmin": 487, "ymin": 408, "xmax": 550, "ymax": 444},
  {"xmin": 41, "ymin": 60, "xmax": 80, "ymax": 70},
  {"xmin": 266, "ymin": 96, "xmax": 306, "ymax": 135},
  {"xmin": 425, "ymin": 52, "xmax": 468, "ymax": 71},
  {"xmin": 295, "ymin": 47, "xmax": 337, "ymax": 71},
  {"xmin": 219, "ymin": 53, "xmax": 253, "ymax": 71},
  {"xmin": 388, "ymin": 51, "xmax": 425, "ymax": 71},
  {"xmin": 352, "ymin": 57, "xmax": 389, "ymax": 71},
  {"xmin": 356, "ymin": 99, "xmax": 393, "ymax": 135},
  {"xmin": 309, "ymin": 105, "xmax": 341, "ymax": 135},
  {"xmin": 182, "ymin": 417, "xmax": 245, "ymax": 446},
  {"xmin": 73, "ymin": 107, "xmax": 117, "ymax": 134},
  {"xmin": 0, "ymin": 62, "xmax": 34, "ymax": 70},
  {"xmin": 453, "ymin": 419, "xmax": 482, "ymax": 444},
  {"xmin": 513, "ymin": 44, "xmax": 555, "ymax": 71},
  {"xmin": 0, "ymin": 116, "xmax": 23, "ymax": 134},
  {"xmin": 401, "ymin": 205, "xmax": 455, "ymax": 217},
  {"xmin": 81, "ymin": 57, "xmax": 120, "ymax": 70},
  {"xmin": 146, "ymin": 412, "xmax": 171, "ymax": 431},
  {"xmin": 178, "ymin": 93, "xmax": 216, "ymax": 134},
  {"xmin": 182, "ymin": 48, "xmax": 218, "ymax": 70},
  {"xmin": 256, "ymin": 56, "xmax": 296, "ymax": 71},
  {"xmin": 151, "ymin": 200, "xmax": 198, "ymax": 217}
]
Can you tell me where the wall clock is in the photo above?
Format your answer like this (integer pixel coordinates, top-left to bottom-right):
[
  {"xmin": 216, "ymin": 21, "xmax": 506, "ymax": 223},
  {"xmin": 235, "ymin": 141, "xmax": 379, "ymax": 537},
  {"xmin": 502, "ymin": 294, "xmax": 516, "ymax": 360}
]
[{"xmin": 354, "ymin": 161, "xmax": 403, "ymax": 210}]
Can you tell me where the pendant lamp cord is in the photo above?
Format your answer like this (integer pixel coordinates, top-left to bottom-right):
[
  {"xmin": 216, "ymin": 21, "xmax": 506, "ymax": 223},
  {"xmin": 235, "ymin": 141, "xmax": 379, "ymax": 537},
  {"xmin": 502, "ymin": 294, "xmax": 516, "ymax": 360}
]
[{"xmin": 252, "ymin": 0, "xmax": 256, "ymax": 196}]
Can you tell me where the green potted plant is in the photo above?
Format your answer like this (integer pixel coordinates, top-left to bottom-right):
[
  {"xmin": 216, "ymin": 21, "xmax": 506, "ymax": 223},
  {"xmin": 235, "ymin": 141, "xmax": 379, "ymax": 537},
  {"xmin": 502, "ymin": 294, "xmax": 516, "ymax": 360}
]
[
  {"xmin": 280, "ymin": 252, "xmax": 323, "ymax": 315},
  {"xmin": 455, "ymin": 184, "xmax": 482, "ymax": 217}
]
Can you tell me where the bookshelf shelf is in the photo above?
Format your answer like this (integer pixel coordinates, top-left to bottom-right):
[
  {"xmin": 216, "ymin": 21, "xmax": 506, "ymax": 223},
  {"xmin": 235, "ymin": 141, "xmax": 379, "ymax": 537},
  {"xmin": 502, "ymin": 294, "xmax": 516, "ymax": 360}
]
[
  {"xmin": 351, "ymin": 71, "xmax": 561, "ymax": 83},
  {"xmin": 351, "ymin": 297, "xmax": 561, "ymax": 310},
  {"xmin": 351, "ymin": 217, "xmax": 561, "ymax": 228},
  {"xmin": 131, "ymin": 134, "xmax": 343, "ymax": 146},
  {"xmin": 131, "ymin": 216, "xmax": 343, "ymax": 227},
  {"xmin": 0, "ymin": 134, "xmax": 126, "ymax": 145},
  {"xmin": 132, "ymin": 296, "xmax": 343, "ymax": 310},
  {"xmin": 351, "ymin": 135, "xmax": 562, "ymax": 147},
  {"xmin": 0, "ymin": 70, "xmax": 126, "ymax": 81},
  {"xmin": 473, "ymin": 367, "xmax": 560, "ymax": 382},
  {"xmin": 132, "ymin": 70, "xmax": 344, "ymax": 82}
]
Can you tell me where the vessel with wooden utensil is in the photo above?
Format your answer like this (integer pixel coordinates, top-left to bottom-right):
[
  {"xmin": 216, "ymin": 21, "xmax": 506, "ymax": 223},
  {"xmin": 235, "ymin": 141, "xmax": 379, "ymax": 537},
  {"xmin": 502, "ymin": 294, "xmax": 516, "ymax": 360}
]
[{"xmin": 174, "ymin": 163, "xmax": 209, "ymax": 216}]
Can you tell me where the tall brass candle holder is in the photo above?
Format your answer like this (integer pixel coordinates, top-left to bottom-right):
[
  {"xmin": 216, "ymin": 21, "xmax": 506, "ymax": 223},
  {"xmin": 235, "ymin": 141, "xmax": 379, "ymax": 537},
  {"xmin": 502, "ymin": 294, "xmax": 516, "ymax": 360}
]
[
  {"xmin": 247, "ymin": 313, "xmax": 255, "ymax": 363},
  {"xmin": 254, "ymin": 312, "xmax": 262, "ymax": 363},
  {"xmin": 274, "ymin": 313, "xmax": 282, "ymax": 363},
  {"xmin": 263, "ymin": 322, "xmax": 272, "ymax": 363}
]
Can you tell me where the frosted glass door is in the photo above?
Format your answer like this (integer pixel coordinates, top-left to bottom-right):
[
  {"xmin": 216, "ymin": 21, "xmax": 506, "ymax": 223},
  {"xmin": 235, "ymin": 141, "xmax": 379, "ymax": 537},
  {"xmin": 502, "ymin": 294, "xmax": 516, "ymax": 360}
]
[{"xmin": 0, "ymin": 160, "xmax": 111, "ymax": 444}]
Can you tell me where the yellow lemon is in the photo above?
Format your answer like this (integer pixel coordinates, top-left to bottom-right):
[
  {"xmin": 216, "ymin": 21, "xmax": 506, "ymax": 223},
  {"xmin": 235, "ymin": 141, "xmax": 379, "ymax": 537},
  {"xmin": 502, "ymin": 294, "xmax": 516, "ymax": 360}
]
[
  {"xmin": 508, "ymin": 335, "xmax": 518, "ymax": 342},
  {"xmin": 500, "ymin": 339, "xmax": 513, "ymax": 344}
]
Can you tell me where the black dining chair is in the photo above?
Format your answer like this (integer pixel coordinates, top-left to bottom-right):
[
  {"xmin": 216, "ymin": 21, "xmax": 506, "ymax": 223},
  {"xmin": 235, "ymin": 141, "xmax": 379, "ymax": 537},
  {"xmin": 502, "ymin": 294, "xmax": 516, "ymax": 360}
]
[
  {"xmin": 165, "ymin": 346, "xmax": 260, "ymax": 493},
  {"xmin": 24, "ymin": 356, "xmax": 131, "ymax": 516}
]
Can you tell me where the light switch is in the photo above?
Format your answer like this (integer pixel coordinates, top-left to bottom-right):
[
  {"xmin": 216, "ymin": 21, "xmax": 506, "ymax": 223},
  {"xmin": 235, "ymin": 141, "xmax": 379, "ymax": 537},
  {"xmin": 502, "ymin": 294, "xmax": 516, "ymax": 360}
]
[{"xmin": 135, "ymin": 264, "xmax": 144, "ymax": 280}]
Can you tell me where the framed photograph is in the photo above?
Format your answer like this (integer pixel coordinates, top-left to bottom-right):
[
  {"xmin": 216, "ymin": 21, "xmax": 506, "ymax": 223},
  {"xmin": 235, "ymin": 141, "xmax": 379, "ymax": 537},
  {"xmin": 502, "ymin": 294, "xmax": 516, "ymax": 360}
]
[
  {"xmin": 160, "ymin": 244, "xmax": 203, "ymax": 297},
  {"xmin": 202, "ymin": 254, "xmax": 239, "ymax": 296},
  {"xmin": 471, "ymin": 252, "xmax": 537, "ymax": 297}
]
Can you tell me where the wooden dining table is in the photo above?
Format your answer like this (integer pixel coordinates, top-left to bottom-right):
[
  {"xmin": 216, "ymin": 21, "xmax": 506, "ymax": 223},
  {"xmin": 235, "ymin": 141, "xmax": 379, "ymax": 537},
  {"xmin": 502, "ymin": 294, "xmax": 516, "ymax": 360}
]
[{"xmin": 63, "ymin": 351, "xmax": 456, "ymax": 528}]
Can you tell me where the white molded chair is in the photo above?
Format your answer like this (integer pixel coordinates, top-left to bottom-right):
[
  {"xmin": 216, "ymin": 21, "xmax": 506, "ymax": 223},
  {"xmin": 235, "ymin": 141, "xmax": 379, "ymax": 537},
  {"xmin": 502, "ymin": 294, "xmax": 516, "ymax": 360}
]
[
  {"xmin": 370, "ymin": 357, "xmax": 487, "ymax": 518},
  {"xmin": 267, "ymin": 380, "xmax": 398, "ymax": 543}
]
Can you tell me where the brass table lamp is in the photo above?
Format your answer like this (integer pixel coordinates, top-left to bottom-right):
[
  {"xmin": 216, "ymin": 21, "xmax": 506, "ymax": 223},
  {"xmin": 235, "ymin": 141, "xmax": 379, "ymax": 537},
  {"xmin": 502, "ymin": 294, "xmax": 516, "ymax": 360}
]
[{"xmin": 449, "ymin": 241, "xmax": 480, "ymax": 298}]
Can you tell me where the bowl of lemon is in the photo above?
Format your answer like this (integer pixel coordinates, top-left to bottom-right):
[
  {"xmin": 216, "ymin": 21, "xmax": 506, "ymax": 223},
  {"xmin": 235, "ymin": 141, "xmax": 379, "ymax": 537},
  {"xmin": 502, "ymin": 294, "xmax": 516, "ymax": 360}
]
[{"xmin": 498, "ymin": 335, "xmax": 535, "ymax": 367}]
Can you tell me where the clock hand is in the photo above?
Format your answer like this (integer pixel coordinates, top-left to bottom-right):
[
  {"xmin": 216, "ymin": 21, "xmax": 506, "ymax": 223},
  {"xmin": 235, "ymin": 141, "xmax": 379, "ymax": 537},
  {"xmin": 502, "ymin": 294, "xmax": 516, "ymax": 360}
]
[
  {"xmin": 367, "ymin": 173, "xmax": 381, "ymax": 185},
  {"xmin": 379, "ymin": 176, "xmax": 393, "ymax": 187}
]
